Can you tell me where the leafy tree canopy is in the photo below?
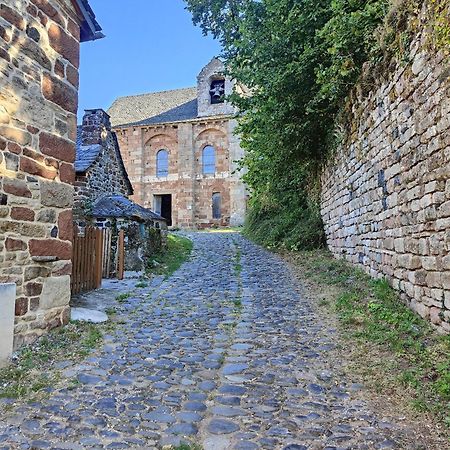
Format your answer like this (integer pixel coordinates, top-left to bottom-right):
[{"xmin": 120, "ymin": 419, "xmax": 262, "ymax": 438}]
[{"xmin": 184, "ymin": 0, "xmax": 421, "ymax": 249}]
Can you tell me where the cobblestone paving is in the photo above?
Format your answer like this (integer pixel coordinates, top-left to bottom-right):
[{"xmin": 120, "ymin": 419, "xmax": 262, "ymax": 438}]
[{"xmin": 0, "ymin": 233, "xmax": 437, "ymax": 449}]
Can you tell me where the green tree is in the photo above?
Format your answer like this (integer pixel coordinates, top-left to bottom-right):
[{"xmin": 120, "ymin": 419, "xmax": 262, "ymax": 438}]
[{"xmin": 184, "ymin": 0, "xmax": 409, "ymax": 249}]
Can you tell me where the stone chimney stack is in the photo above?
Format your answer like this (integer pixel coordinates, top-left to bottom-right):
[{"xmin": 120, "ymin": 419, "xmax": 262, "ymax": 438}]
[{"xmin": 81, "ymin": 109, "xmax": 111, "ymax": 145}]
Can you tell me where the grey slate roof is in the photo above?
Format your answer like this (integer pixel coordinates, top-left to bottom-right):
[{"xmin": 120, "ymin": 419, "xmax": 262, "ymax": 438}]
[
  {"xmin": 75, "ymin": 126, "xmax": 133, "ymax": 195},
  {"xmin": 75, "ymin": 127, "xmax": 102, "ymax": 172},
  {"xmin": 108, "ymin": 87, "xmax": 198, "ymax": 128},
  {"xmin": 92, "ymin": 195, "xmax": 165, "ymax": 222}
]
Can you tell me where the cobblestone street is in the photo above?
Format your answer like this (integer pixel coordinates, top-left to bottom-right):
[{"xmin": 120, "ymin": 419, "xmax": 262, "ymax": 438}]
[{"xmin": 0, "ymin": 233, "xmax": 439, "ymax": 449}]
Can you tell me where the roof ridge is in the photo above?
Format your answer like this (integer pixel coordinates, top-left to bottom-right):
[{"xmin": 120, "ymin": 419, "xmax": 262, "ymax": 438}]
[{"xmin": 111, "ymin": 86, "xmax": 197, "ymax": 103}]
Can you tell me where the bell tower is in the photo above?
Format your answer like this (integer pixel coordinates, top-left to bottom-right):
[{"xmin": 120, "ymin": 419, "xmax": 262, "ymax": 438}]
[{"xmin": 197, "ymin": 58, "xmax": 236, "ymax": 118}]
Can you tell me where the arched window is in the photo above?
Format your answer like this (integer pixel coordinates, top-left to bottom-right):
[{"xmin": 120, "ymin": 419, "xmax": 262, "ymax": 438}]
[
  {"xmin": 156, "ymin": 149, "xmax": 169, "ymax": 177},
  {"xmin": 202, "ymin": 145, "xmax": 216, "ymax": 175}
]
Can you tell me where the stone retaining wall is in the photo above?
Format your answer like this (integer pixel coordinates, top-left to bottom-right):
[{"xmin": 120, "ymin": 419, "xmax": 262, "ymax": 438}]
[{"xmin": 321, "ymin": 11, "xmax": 450, "ymax": 331}]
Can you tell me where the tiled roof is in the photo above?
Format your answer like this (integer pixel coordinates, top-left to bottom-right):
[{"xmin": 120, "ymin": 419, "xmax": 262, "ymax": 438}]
[
  {"xmin": 92, "ymin": 195, "xmax": 165, "ymax": 222},
  {"xmin": 108, "ymin": 87, "xmax": 198, "ymax": 128},
  {"xmin": 75, "ymin": 126, "xmax": 133, "ymax": 195},
  {"xmin": 75, "ymin": 127, "xmax": 102, "ymax": 173}
]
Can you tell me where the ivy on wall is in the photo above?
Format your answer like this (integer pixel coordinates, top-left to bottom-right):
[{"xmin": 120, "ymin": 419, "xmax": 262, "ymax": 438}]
[{"xmin": 184, "ymin": 0, "xmax": 449, "ymax": 249}]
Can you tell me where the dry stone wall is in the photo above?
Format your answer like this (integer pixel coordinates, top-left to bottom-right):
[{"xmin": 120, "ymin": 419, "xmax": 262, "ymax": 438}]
[
  {"xmin": 0, "ymin": 0, "xmax": 82, "ymax": 348},
  {"xmin": 321, "ymin": 22, "xmax": 450, "ymax": 331}
]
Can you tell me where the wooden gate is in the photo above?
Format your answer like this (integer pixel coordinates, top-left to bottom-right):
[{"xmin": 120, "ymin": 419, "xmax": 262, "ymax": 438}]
[
  {"xmin": 71, "ymin": 227, "xmax": 104, "ymax": 295},
  {"xmin": 101, "ymin": 228, "xmax": 113, "ymax": 278},
  {"xmin": 117, "ymin": 230, "xmax": 125, "ymax": 280}
]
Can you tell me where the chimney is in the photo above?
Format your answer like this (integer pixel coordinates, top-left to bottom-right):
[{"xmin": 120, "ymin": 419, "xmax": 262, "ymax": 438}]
[{"xmin": 80, "ymin": 109, "xmax": 111, "ymax": 146}]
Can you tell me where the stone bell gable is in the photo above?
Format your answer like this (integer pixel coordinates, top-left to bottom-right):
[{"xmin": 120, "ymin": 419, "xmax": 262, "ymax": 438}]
[
  {"xmin": 0, "ymin": 0, "xmax": 102, "ymax": 353},
  {"xmin": 197, "ymin": 57, "xmax": 236, "ymax": 118}
]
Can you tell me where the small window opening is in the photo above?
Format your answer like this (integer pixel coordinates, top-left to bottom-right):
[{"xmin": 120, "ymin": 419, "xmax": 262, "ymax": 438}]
[
  {"xmin": 212, "ymin": 192, "xmax": 221, "ymax": 219},
  {"xmin": 210, "ymin": 79, "xmax": 225, "ymax": 104}
]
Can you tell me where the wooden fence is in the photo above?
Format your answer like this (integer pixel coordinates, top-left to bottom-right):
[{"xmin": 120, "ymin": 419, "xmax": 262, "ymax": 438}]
[
  {"xmin": 102, "ymin": 227, "xmax": 112, "ymax": 278},
  {"xmin": 71, "ymin": 227, "xmax": 103, "ymax": 295},
  {"xmin": 117, "ymin": 230, "xmax": 125, "ymax": 280}
]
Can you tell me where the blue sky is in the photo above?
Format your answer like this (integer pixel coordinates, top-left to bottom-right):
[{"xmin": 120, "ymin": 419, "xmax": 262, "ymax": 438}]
[{"xmin": 78, "ymin": 0, "xmax": 221, "ymax": 123}]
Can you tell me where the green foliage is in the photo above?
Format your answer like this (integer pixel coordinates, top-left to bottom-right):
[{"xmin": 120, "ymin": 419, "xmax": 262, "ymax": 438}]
[
  {"xmin": 429, "ymin": 0, "xmax": 450, "ymax": 51},
  {"xmin": 0, "ymin": 322, "xmax": 104, "ymax": 399},
  {"xmin": 298, "ymin": 250, "xmax": 450, "ymax": 428},
  {"xmin": 105, "ymin": 307, "xmax": 117, "ymax": 315},
  {"xmin": 243, "ymin": 197, "xmax": 325, "ymax": 250},
  {"xmin": 234, "ymin": 246, "xmax": 242, "ymax": 275},
  {"xmin": 171, "ymin": 442, "xmax": 203, "ymax": 450},
  {"xmin": 146, "ymin": 234, "xmax": 193, "ymax": 278},
  {"xmin": 147, "ymin": 227, "xmax": 164, "ymax": 255},
  {"xmin": 185, "ymin": 0, "xmax": 448, "ymax": 249},
  {"xmin": 116, "ymin": 293, "xmax": 131, "ymax": 303}
]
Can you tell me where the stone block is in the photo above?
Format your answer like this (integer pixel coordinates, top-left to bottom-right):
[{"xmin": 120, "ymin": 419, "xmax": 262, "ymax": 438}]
[
  {"xmin": 47, "ymin": 23, "xmax": 79, "ymax": 68},
  {"xmin": 58, "ymin": 209, "xmax": 73, "ymax": 241},
  {"xmin": 0, "ymin": 284, "xmax": 15, "ymax": 366},
  {"xmin": 39, "ymin": 132, "xmax": 75, "ymax": 163},
  {"xmin": 24, "ymin": 266, "xmax": 51, "ymax": 281},
  {"xmin": 20, "ymin": 156, "xmax": 58, "ymax": 180},
  {"xmin": 40, "ymin": 181, "xmax": 73, "ymax": 208},
  {"xmin": 19, "ymin": 37, "xmax": 51, "ymax": 71},
  {"xmin": 29, "ymin": 239, "xmax": 71, "ymax": 260},
  {"xmin": 10, "ymin": 206, "xmax": 35, "ymax": 221},
  {"xmin": 30, "ymin": 0, "xmax": 64, "ymax": 26},
  {"xmin": 5, "ymin": 238, "xmax": 27, "ymax": 251},
  {"xmin": 0, "ymin": 4, "xmax": 25, "ymax": 30},
  {"xmin": 39, "ymin": 276, "xmax": 70, "ymax": 310},
  {"xmin": 59, "ymin": 162, "xmax": 75, "ymax": 184},
  {"xmin": 430, "ymin": 307, "xmax": 442, "ymax": 325},
  {"xmin": 3, "ymin": 178, "xmax": 32, "ymax": 198},
  {"xmin": 0, "ymin": 125, "xmax": 31, "ymax": 146},
  {"xmin": 42, "ymin": 73, "xmax": 78, "ymax": 114}
]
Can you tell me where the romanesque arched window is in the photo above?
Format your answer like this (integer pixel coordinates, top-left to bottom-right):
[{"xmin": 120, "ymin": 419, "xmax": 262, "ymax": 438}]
[
  {"xmin": 156, "ymin": 149, "xmax": 169, "ymax": 177},
  {"xmin": 202, "ymin": 145, "xmax": 216, "ymax": 174}
]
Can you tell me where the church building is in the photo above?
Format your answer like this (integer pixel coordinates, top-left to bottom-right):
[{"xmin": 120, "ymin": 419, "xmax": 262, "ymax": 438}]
[{"xmin": 107, "ymin": 58, "xmax": 247, "ymax": 228}]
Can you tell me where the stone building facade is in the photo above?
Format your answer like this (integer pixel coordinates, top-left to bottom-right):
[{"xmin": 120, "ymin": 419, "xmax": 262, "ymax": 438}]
[
  {"xmin": 108, "ymin": 58, "xmax": 247, "ymax": 228},
  {"xmin": 321, "ymin": 9, "xmax": 450, "ymax": 332},
  {"xmin": 74, "ymin": 109, "xmax": 133, "ymax": 219},
  {"xmin": 0, "ymin": 0, "xmax": 102, "ymax": 349},
  {"xmin": 74, "ymin": 109, "xmax": 167, "ymax": 275}
]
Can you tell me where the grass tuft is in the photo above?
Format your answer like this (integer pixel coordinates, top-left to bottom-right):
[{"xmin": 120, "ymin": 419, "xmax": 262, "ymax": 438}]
[
  {"xmin": 146, "ymin": 234, "xmax": 193, "ymax": 278},
  {"xmin": 291, "ymin": 250, "xmax": 450, "ymax": 430},
  {"xmin": 0, "ymin": 322, "xmax": 104, "ymax": 399},
  {"xmin": 172, "ymin": 444, "xmax": 203, "ymax": 450},
  {"xmin": 116, "ymin": 293, "xmax": 131, "ymax": 303}
]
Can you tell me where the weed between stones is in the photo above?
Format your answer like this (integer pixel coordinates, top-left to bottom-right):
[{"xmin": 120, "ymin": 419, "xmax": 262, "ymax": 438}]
[
  {"xmin": 0, "ymin": 321, "xmax": 105, "ymax": 400},
  {"xmin": 146, "ymin": 234, "xmax": 193, "ymax": 279}
]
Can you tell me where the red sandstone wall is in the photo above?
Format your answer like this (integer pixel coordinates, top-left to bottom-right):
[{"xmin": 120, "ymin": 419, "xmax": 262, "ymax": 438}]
[
  {"xmin": 0, "ymin": 0, "xmax": 82, "ymax": 348},
  {"xmin": 116, "ymin": 119, "xmax": 236, "ymax": 228}
]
